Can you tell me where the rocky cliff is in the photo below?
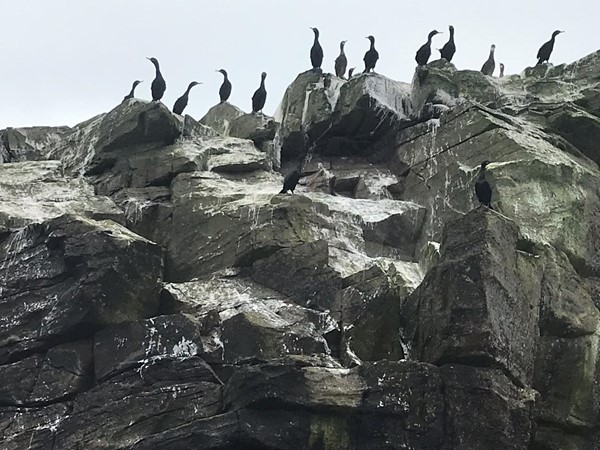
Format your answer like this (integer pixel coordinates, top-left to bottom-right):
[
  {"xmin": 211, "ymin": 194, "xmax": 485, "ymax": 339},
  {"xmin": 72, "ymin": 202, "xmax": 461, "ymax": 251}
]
[{"xmin": 1, "ymin": 52, "xmax": 600, "ymax": 449}]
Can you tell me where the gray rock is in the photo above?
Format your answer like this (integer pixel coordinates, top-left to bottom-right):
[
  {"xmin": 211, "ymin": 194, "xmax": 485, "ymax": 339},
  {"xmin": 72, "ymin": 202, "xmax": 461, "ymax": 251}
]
[
  {"xmin": 228, "ymin": 112, "xmax": 279, "ymax": 147},
  {"xmin": 0, "ymin": 125, "xmax": 71, "ymax": 162},
  {"xmin": 200, "ymin": 102, "xmax": 245, "ymax": 135}
]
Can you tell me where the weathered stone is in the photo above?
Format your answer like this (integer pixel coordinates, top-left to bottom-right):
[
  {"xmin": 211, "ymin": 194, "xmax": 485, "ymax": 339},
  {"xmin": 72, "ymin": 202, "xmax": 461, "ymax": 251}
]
[
  {"xmin": 0, "ymin": 125, "xmax": 71, "ymax": 162},
  {"xmin": 228, "ymin": 112, "xmax": 279, "ymax": 147},
  {"xmin": 403, "ymin": 209, "xmax": 541, "ymax": 386},
  {"xmin": 0, "ymin": 215, "xmax": 163, "ymax": 363},
  {"xmin": 200, "ymin": 102, "xmax": 245, "ymax": 136}
]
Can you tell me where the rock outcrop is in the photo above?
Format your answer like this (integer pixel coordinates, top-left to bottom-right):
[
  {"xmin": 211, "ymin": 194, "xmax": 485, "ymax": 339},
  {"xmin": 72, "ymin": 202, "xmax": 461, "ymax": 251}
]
[{"xmin": 2, "ymin": 50, "xmax": 600, "ymax": 449}]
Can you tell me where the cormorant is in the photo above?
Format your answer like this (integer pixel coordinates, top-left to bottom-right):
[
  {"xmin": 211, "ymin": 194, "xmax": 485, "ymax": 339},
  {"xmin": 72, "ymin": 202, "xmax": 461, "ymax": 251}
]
[
  {"xmin": 348, "ymin": 67, "xmax": 355, "ymax": 78},
  {"xmin": 499, "ymin": 63, "xmax": 505, "ymax": 78},
  {"xmin": 363, "ymin": 36, "xmax": 379, "ymax": 73},
  {"xmin": 147, "ymin": 57, "xmax": 166, "ymax": 101},
  {"xmin": 415, "ymin": 30, "xmax": 442, "ymax": 66},
  {"xmin": 439, "ymin": 26, "xmax": 455, "ymax": 62},
  {"xmin": 123, "ymin": 80, "xmax": 142, "ymax": 101},
  {"xmin": 335, "ymin": 40, "xmax": 348, "ymax": 78},
  {"xmin": 216, "ymin": 69, "xmax": 232, "ymax": 103},
  {"xmin": 475, "ymin": 161, "xmax": 493, "ymax": 208},
  {"xmin": 481, "ymin": 45, "xmax": 496, "ymax": 76},
  {"xmin": 173, "ymin": 81, "xmax": 201, "ymax": 115},
  {"xmin": 280, "ymin": 170, "xmax": 303, "ymax": 194},
  {"xmin": 310, "ymin": 27, "xmax": 324, "ymax": 70},
  {"xmin": 252, "ymin": 72, "xmax": 267, "ymax": 114},
  {"xmin": 537, "ymin": 30, "xmax": 564, "ymax": 65}
]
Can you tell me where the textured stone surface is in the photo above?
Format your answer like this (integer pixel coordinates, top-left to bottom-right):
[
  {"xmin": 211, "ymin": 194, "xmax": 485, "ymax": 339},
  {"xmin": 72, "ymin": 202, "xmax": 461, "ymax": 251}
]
[{"xmin": 200, "ymin": 102, "xmax": 245, "ymax": 136}]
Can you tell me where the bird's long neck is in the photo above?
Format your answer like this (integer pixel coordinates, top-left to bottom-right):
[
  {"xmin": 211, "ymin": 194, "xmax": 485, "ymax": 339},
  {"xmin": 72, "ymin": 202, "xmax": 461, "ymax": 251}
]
[
  {"xmin": 370, "ymin": 40, "xmax": 375, "ymax": 50},
  {"xmin": 489, "ymin": 48, "xmax": 495, "ymax": 58},
  {"xmin": 340, "ymin": 43, "xmax": 345, "ymax": 54},
  {"xmin": 479, "ymin": 167, "xmax": 487, "ymax": 180},
  {"xmin": 427, "ymin": 36, "xmax": 433, "ymax": 45},
  {"xmin": 449, "ymin": 29, "xmax": 454, "ymax": 42},
  {"xmin": 154, "ymin": 65, "xmax": 162, "ymax": 78},
  {"xmin": 260, "ymin": 77, "xmax": 265, "ymax": 89},
  {"xmin": 314, "ymin": 34, "xmax": 319, "ymax": 45}
]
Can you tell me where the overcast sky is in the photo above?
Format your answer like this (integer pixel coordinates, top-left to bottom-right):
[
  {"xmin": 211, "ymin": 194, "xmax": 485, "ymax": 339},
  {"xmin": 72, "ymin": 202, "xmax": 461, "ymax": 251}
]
[{"xmin": 1, "ymin": 0, "xmax": 598, "ymax": 128}]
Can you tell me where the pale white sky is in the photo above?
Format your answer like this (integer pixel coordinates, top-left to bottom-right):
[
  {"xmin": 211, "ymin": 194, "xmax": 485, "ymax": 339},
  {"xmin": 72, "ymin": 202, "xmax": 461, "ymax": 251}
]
[{"xmin": 1, "ymin": 0, "xmax": 598, "ymax": 128}]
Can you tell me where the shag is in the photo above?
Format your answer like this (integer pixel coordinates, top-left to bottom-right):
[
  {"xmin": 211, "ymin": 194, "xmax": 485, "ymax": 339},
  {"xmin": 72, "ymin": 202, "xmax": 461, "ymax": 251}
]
[
  {"xmin": 173, "ymin": 82, "xmax": 201, "ymax": 115},
  {"xmin": 415, "ymin": 30, "xmax": 442, "ymax": 66},
  {"xmin": 280, "ymin": 170, "xmax": 303, "ymax": 194},
  {"xmin": 216, "ymin": 69, "xmax": 232, "ymax": 103},
  {"xmin": 481, "ymin": 45, "xmax": 496, "ymax": 76},
  {"xmin": 363, "ymin": 36, "xmax": 379, "ymax": 73},
  {"xmin": 537, "ymin": 30, "xmax": 564, "ymax": 65},
  {"xmin": 348, "ymin": 67, "xmax": 355, "ymax": 78},
  {"xmin": 499, "ymin": 63, "xmax": 505, "ymax": 78},
  {"xmin": 439, "ymin": 26, "xmax": 455, "ymax": 62},
  {"xmin": 123, "ymin": 80, "xmax": 142, "ymax": 101},
  {"xmin": 310, "ymin": 27, "xmax": 324, "ymax": 70},
  {"xmin": 475, "ymin": 161, "xmax": 493, "ymax": 208},
  {"xmin": 335, "ymin": 40, "xmax": 348, "ymax": 78},
  {"xmin": 252, "ymin": 72, "xmax": 267, "ymax": 114},
  {"xmin": 147, "ymin": 57, "xmax": 166, "ymax": 101}
]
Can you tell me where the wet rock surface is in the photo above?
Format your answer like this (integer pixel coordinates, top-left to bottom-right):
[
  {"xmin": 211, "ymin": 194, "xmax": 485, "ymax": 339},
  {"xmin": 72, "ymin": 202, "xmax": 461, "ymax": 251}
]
[{"xmin": 1, "ymin": 50, "xmax": 600, "ymax": 449}]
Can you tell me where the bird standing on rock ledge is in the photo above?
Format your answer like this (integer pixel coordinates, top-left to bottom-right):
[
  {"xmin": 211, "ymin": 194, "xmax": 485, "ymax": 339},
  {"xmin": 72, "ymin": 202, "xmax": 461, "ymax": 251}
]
[
  {"xmin": 173, "ymin": 82, "xmax": 201, "ymax": 115},
  {"xmin": 537, "ymin": 30, "xmax": 564, "ymax": 65},
  {"xmin": 335, "ymin": 40, "xmax": 348, "ymax": 78},
  {"xmin": 475, "ymin": 161, "xmax": 493, "ymax": 209},
  {"xmin": 481, "ymin": 45, "xmax": 496, "ymax": 76},
  {"xmin": 280, "ymin": 170, "xmax": 303, "ymax": 194},
  {"xmin": 252, "ymin": 72, "xmax": 267, "ymax": 114},
  {"xmin": 147, "ymin": 57, "xmax": 166, "ymax": 101},
  {"xmin": 123, "ymin": 80, "xmax": 142, "ymax": 101},
  {"xmin": 415, "ymin": 30, "xmax": 442, "ymax": 66},
  {"xmin": 439, "ymin": 26, "xmax": 456, "ymax": 62},
  {"xmin": 216, "ymin": 69, "xmax": 232, "ymax": 103},
  {"xmin": 310, "ymin": 27, "xmax": 324, "ymax": 71},
  {"xmin": 363, "ymin": 36, "xmax": 379, "ymax": 73}
]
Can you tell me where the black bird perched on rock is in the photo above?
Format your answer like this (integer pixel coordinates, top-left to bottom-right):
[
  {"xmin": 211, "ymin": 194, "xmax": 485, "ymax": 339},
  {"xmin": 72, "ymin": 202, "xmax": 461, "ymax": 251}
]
[
  {"xmin": 147, "ymin": 57, "xmax": 166, "ymax": 101},
  {"xmin": 173, "ymin": 82, "xmax": 201, "ymax": 115},
  {"xmin": 481, "ymin": 45, "xmax": 496, "ymax": 76},
  {"xmin": 310, "ymin": 27, "xmax": 324, "ymax": 70},
  {"xmin": 439, "ymin": 26, "xmax": 455, "ymax": 62},
  {"xmin": 348, "ymin": 67, "xmax": 355, "ymax": 78},
  {"xmin": 363, "ymin": 36, "xmax": 379, "ymax": 73},
  {"xmin": 280, "ymin": 169, "xmax": 303, "ymax": 194},
  {"xmin": 123, "ymin": 80, "xmax": 142, "ymax": 101},
  {"xmin": 499, "ymin": 63, "xmax": 505, "ymax": 77},
  {"xmin": 252, "ymin": 72, "xmax": 267, "ymax": 114},
  {"xmin": 216, "ymin": 69, "xmax": 232, "ymax": 103},
  {"xmin": 335, "ymin": 40, "xmax": 348, "ymax": 78},
  {"xmin": 475, "ymin": 161, "xmax": 493, "ymax": 209},
  {"xmin": 537, "ymin": 30, "xmax": 564, "ymax": 65},
  {"xmin": 416, "ymin": 30, "xmax": 442, "ymax": 66}
]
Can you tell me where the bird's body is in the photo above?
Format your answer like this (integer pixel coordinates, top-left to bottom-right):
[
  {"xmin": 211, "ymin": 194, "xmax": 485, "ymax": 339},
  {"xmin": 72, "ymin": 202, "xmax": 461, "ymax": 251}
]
[
  {"xmin": 147, "ymin": 57, "xmax": 166, "ymax": 101},
  {"xmin": 537, "ymin": 30, "xmax": 564, "ymax": 65},
  {"xmin": 481, "ymin": 45, "xmax": 496, "ymax": 76},
  {"xmin": 310, "ymin": 27, "xmax": 324, "ymax": 70},
  {"xmin": 439, "ymin": 26, "xmax": 455, "ymax": 62},
  {"xmin": 335, "ymin": 40, "xmax": 348, "ymax": 78},
  {"xmin": 499, "ymin": 63, "xmax": 505, "ymax": 77},
  {"xmin": 252, "ymin": 72, "xmax": 267, "ymax": 113},
  {"xmin": 173, "ymin": 81, "xmax": 200, "ymax": 115},
  {"xmin": 416, "ymin": 30, "xmax": 441, "ymax": 66},
  {"xmin": 123, "ymin": 80, "xmax": 142, "ymax": 101},
  {"xmin": 348, "ymin": 67, "xmax": 355, "ymax": 78},
  {"xmin": 475, "ymin": 161, "xmax": 493, "ymax": 208},
  {"xmin": 363, "ymin": 36, "xmax": 379, "ymax": 73},
  {"xmin": 217, "ymin": 69, "xmax": 232, "ymax": 103},
  {"xmin": 280, "ymin": 170, "xmax": 302, "ymax": 194}
]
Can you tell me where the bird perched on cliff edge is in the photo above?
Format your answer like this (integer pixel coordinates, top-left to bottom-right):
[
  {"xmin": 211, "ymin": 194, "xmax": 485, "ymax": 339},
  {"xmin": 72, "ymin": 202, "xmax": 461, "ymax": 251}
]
[
  {"xmin": 363, "ymin": 36, "xmax": 379, "ymax": 73},
  {"xmin": 123, "ymin": 80, "xmax": 142, "ymax": 101},
  {"xmin": 310, "ymin": 27, "xmax": 324, "ymax": 70},
  {"xmin": 280, "ymin": 169, "xmax": 303, "ymax": 194},
  {"xmin": 537, "ymin": 30, "xmax": 564, "ymax": 65},
  {"xmin": 439, "ymin": 26, "xmax": 456, "ymax": 62},
  {"xmin": 147, "ymin": 57, "xmax": 166, "ymax": 101},
  {"xmin": 481, "ymin": 45, "xmax": 496, "ymax": 76},
  {"xmin": 252, "ymin": 72, "xmax": 267, "ymax": 114},
  {"xmin": 173, "ymin": 82, "xmax": 201, "ymax": 115},
  {"xmin": 348, "ymin": 67, "xmax": 355, "ymax": 78},
  {"xmin": 216, "ymin": 69, "xmax": 232, "ymax": 103},
  {"xmin": 335, "ymin": 40, "xmax": 348, "ymax": 78},
  {"xmin": 416, "ymin": 30, "xmax": 442, "ymax": 66},
  {"xmin": 499, "ymin": 63, "xmax": 505, "ymax": 77},
  {"xmin": 475, "ymin": 161, "xmax": 493, "ymax": 209}
]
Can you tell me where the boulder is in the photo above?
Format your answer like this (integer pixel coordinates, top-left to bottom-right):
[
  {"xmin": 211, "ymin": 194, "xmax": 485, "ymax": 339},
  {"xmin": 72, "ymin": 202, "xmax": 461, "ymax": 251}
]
[
  {"xmin": 228, "ymin": 112, "xmax": 279, "ymax": 147},
  {"xmin": 200, "ymin": 102, "xmax": 245, "ymax": 135},
  {"xmin": 0, "ymin": 125, "xmax": 71, "ymax": 162}
]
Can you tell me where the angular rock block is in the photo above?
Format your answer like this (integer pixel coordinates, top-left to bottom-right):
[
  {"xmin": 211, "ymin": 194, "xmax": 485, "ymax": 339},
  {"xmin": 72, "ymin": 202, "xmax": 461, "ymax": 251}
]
[
  {"xmin": 0, "ymin": 214, "xmax": 163, "ymax": 363},
  {"xmin": 0, "ymin": 125, "xmax": 71, "ymax": 162},
  {"xmin": 200, "ymin": 102, "xmax": 245, "ymax": 136},
  {"xmin": 403, "ymin": 209, "xmax": 541, "ymax": 386},
  {"xmin": 228, "ymin": 112, "xmax": 279, "ymax": 147}
]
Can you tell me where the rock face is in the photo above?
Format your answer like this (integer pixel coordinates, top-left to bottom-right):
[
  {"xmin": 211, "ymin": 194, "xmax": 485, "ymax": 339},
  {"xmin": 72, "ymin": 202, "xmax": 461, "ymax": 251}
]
[{"xmin": 2, "ymin": 50, "xmax": 600, "ymax": 449}]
